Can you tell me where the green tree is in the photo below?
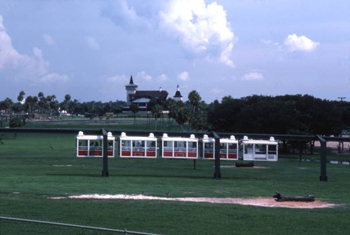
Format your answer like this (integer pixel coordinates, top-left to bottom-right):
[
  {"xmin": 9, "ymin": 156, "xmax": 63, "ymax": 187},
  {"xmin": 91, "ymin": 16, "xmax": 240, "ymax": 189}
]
[
  {"xmin": 130, "ymin": 103, "xmax": 139, "ymax": 126},
  {"xmin": 151, "ymin": 104, "xmax": 163, "ymax": 130},
  {"xmin": 173, "ymin": 101, "xmax": 190, "ymax": 131},
  {"xmin": 64, "ymin": 94, "xmax": 71, "ymax": 102},
  {"xmin": 165, "ymin": 98, "xmax": 177, "ymax": 130},
  {"xmin": 9, "ymin": 117, "xmax": 24, "ymax": 127},
  {"xmin": 2, "ymin": 98, "xmax": 13, "ymax": 115},
  {"xmin": 17, "ymin": 91, "xmax": 25, "ymax": 103},
  {"xmin": 187, "ymin": 90, "xmax": 206, "ymax": 131}
]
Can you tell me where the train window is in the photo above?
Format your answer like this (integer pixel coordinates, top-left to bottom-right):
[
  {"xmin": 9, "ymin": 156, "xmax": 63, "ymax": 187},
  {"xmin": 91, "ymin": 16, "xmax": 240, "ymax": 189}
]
[
  {"xmin": 78, "ymin": 140, "xmax": 88, "ymax": 155},
  {"xmin": 268, "ymin": 145, "xmax": 277, "ymax": 154},
  {"xmin": 228, "ymin": 143, "xmax": 237, "ymax": 159},
  {"xmin": 255, "ymin": 144, "xmax": 267, "ymax": 154},
  {"xmin": 245, "ymin": 144, "xmax": 254, "ymax": 154},
  {"xmin": 122, "ymin": 140, "xmax": 131, "ymax": 151},
  {"xmin": 163, "ymin": 141, "xmax": 173, "ymax": 155},
  {"xmin": 204, "ymin": 142, "xmax": 214, "ymax": 159}
]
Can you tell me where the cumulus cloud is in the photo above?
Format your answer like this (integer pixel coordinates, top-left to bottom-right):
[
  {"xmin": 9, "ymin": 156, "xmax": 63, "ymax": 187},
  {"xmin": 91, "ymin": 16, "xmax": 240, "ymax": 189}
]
[
  {"xmin": 136, "ymin": 71, "xmax": 152, "ymax": 80},
  {"xmin": 157, "ymin": 74, "xmax": 168, "ymax": 82},
  {"xmin": 41, "ymin": 73, "xmax": 68, "ymax": 83},
  {"xmin": 101, "ymin": 0, "xmax": 152, "ymax": 30},
  {"xmin": 160, "ymin": 0, "xmax": 235, "ymax": 67},
  {"xmin": 284, "ymin": 34, "xmax": 319, "ymax": 52},
  {"xmin": 85, "ymin": 36, "xmax": 100, "ymax": 50},
  {"xmin": 178, "ymin": 71, "xmax": 189, "ymax": 81},
  {"xmin": 0, "ymin": 15, "xmax": 68, "ymax": 82},
  {"xmin": 0, "ymin": 15, "xmax": 4, "ymax": 30},
  {"xmin": 43, "ymin": 34, "xmax": 55, "ymax": 46},
  {"xmin": 241, "ymin": 72, "xmax": 264, "ymax": 81}
]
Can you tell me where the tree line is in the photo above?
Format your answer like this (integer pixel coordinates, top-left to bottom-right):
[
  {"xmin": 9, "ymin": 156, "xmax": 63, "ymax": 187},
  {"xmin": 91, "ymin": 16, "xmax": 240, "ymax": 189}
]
[
  {"xmin": 0, "ymin": 91, "xmax": 127, "ymax": 126},
  {"xmin": 207, "ymin": 94, "xmax": 350, "ymax": 136},
  {"xmin": 1, "ymin": 91, "xmax": 350, "ymax": 137}
]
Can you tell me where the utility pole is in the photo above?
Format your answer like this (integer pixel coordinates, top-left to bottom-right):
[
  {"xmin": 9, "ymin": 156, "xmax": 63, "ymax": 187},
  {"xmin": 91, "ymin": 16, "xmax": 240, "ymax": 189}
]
[{"xmin": 338, "ymin": 97, "xmax": 346, "ymax": 101}]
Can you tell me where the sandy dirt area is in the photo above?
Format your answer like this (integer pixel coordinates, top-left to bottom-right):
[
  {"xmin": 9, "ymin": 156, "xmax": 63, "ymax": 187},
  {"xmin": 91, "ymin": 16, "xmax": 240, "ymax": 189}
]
[{"xmin": 49, "ymin": 194, "xmax": 338, "ymax": 209}]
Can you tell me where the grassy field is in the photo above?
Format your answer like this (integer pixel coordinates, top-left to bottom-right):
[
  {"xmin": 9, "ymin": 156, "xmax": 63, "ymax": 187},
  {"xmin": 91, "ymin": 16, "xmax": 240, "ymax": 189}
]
[
  {"xmin": 1, "ymin": 132, "xmax": 350, "ymax": 235},
  {"xmin": 24, "ymin": 117, "xmax": 186, "ymax": 132}
]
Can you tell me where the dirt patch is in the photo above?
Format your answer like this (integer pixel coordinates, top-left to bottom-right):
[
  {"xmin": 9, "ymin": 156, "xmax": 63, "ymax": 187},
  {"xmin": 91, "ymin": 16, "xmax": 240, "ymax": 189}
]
[{"xmin": 49, "ymin": 194, "xmax": 338, "ymax": 209}]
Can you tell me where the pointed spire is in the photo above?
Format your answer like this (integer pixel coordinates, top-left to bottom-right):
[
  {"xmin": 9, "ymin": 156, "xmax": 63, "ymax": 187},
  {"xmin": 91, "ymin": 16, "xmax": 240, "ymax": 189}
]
[
  {"xmin": 174, "ymin": 84, "xmax": 183, "ymax": 99},
  {"xmin": 129, "ymin": 75, "xmax": 134, "ymax": 85}
]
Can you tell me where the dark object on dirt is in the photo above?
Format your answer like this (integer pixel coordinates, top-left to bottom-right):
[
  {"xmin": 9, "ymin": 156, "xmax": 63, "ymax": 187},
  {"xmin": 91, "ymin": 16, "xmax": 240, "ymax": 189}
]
[
  {"xmin": 236, "ymin": 161, "xmax": 254, "ymax": 167},
  {"xmin": 273, "ymin": 191, "xmax": 315, "ymax": 202}
]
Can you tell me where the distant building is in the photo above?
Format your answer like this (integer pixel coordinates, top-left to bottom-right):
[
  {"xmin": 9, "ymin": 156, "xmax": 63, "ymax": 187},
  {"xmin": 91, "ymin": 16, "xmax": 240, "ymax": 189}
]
[
  {"xmin": 124, "ymin": 76, "xmax": 168, "ymax": 111},
  {"xmin": 173, "ymin": 85, "xmax": 183, "ymax": 102},
  {"xmin": 125, "ymin": 76, "xmax": 138, "ymax": 105}
]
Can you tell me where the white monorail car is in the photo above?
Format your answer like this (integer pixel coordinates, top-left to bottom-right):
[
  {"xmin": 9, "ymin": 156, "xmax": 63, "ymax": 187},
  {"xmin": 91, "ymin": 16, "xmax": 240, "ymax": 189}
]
[
  {"xmin": 76, "ymin": 131, "xmax": 115, "ymax": 157},
  {"xmin": 202, "ymin": 135, "xmax": 239, "ymax": 160},
  {"xmin": 120, "ymin": 132, "xmax": 157, "ymax": 158},
  {"xmin": 242, "ymin": 136, "xmax": 278, "ymax": 161},
  {"xmin": 161, "ymin": 133, "xmax": 198, "ymax": 159}
]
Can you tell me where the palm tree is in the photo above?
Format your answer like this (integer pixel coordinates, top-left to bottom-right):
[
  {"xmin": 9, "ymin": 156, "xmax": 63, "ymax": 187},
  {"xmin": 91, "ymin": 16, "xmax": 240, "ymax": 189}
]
[
  {"xmin": 3, "ymin": 98, "xmax": 13, "ymax": 115},
  {"xmin": 16, "ymin": 91, "xmax": 26, "ymax": 115},
  {"xmin": 17, "ymin": 91, "xmax": 25, "ymax": 103},
  {"xmin": 64, "ymin": 94, "xmax": 71, "ymax": 102},
  {"xmin": 38, "ymin": 92, "xmax": 44, "ymax": 99},
  {"xmin": 173, "ymin": 101, "xmax": 190, "ymax": 132},
  {"xmin": 188, "ymin": 90, "xmax": 202, "ymax": 130}
]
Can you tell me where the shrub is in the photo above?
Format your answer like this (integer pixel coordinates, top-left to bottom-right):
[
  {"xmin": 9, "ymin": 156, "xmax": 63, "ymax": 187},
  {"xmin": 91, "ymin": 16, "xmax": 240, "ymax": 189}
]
[{"xmin": 9, "ymin": 117, "xmax": 24, "ymax": 127}]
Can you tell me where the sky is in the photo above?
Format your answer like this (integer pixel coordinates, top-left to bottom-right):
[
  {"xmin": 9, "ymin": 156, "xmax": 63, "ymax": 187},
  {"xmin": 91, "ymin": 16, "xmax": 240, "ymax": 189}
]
[{"xmin": 0, "ymin": 0, "xmax": 349, "ymax": 103}]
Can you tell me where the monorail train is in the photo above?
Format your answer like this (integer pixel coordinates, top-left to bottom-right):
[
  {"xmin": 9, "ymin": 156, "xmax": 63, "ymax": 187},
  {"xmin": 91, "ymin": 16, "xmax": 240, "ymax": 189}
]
[{"xmin": 75, "ymin": 132, "xmax": 278, "ymax": 161}]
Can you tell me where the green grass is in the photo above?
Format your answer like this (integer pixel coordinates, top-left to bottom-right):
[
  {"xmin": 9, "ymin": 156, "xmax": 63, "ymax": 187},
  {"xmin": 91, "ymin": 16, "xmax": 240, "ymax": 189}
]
[
  {"xmin": 24, "ymin": 117, "xmax": 187, "ymax": 132},
  {"xmin": 1, "ymin": 133, "xmax": 350, "ymax": 235}
]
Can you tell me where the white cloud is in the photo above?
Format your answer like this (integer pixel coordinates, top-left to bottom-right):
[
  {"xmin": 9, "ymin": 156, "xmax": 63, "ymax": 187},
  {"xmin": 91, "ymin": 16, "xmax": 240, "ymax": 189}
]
[
  {"xmin": 241, "ymin": 72, "xmax": 264, "ymax": 81},
  {"xmin": 284, "ymin": 34, "xmax": 319, "ymax": 52},
  {"xmin": 107, "ymin": 74, "xmax": 128, "ymax": 83},
  {"xmin": 101, "ymin": 0, "xmax": 152, "ymax": 30},
  {"xmin": 157, "ymin": 74, "xmax": 168, "ymax": 82},
  {"xmin": 0, "ymin": 14, "xmax": 68, "ymax": 83},
  {"xmin": 41, "ymin": 73, "xmax": 68, "ymax": 83},
  {"xmin": 136, "ymin": 71, "xmax": 152, "ymax": 80},
  {"xmin": 0, "ymin": 15, "xmax": 4, "ymax": 30},
  {"xmin": 178, "ymin": 71, "xmax": 189, "ymax": 81},
  {"xmin": 85, "ymin": 36, "xmax": 100, "ymax": 50},
  {"xmin": 160, "ymin": 0, "xmax": 235, "ymax": 67},
  {"xmin": 43, "ymin": 34, "xmax": 55, "ymax": 46},
  {"xmin": 0, "ymin": 23, "xmax": 47, "ymax": 75}
]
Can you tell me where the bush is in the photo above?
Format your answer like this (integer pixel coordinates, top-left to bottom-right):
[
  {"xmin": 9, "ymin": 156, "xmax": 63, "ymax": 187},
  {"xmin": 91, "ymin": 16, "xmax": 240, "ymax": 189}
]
[
  {"xmin": 84, "ymin": 113, "xmax": 95, "ymax": 119},
  {"xmin": 9, "ymin": 117, "xmax": 24, "ymax": 127}
]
